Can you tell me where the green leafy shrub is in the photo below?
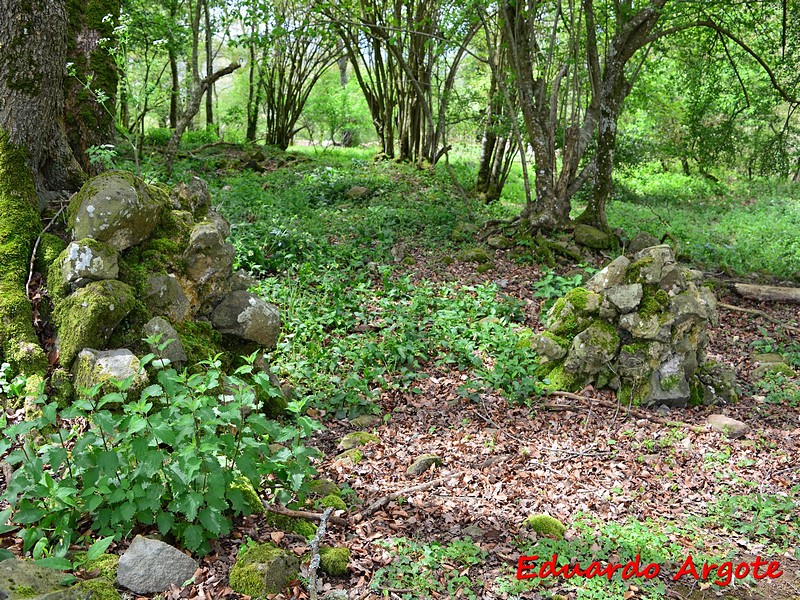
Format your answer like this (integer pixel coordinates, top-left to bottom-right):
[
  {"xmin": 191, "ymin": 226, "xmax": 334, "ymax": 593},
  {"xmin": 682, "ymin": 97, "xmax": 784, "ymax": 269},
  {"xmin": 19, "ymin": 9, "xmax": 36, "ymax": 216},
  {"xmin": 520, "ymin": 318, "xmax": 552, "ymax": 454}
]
[
  {"xmin": 143, "ymin": 128, "xmax": 172, "ymax": 147},
  {"xmin": 1, "ymin": 352, "xmax": 320, "ymax": 556}
]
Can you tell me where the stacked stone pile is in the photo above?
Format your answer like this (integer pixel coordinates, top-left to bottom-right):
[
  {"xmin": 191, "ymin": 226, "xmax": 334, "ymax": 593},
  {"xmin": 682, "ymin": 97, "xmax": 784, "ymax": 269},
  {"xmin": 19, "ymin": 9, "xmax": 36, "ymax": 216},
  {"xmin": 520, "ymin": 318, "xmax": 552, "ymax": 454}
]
[
  {"xmin": 534, "ymin": 245, "xmax": 736, "ymax": 406},
  {"xmin": 43, "ymin": 171, "xmax": 283, "ymax": 408}
]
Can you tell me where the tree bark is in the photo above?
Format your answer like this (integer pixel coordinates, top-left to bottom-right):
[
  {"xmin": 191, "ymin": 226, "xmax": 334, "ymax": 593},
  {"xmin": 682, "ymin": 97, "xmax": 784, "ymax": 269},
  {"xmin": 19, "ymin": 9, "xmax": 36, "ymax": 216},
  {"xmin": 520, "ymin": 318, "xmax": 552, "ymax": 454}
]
[
  {"xmin": 204, "ymin": 0, "xmax": 214, "ymax": 130},
  {"xmin": 65, "ymin": 0, "xmax": 121, "ymax": 175},
  {"xmin": 0, "ymin": 0, "xmax": 84, "ymax": 195}
]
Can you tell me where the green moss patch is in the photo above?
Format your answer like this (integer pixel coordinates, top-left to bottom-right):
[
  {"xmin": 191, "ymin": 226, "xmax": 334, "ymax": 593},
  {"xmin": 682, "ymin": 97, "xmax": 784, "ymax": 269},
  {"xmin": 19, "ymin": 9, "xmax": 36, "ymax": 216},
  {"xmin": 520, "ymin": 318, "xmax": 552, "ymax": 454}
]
[
  {"xmin": 319, "ymin": 546, "xmax": 350, "ymax": 576},
  {"xmin": 320, "ymin": 494, "xmax": 347, "ymax": 511},
  {"xmin": 229, "ymin": 542, "xmax": 300, "ymax": 597},
  {"xmin": 263, "ymin": 512, "xmax": 317, "ymax": 538},
  {"xmin": 76, "ymin": 578, "xmax": 120, "ymax": 600},
  {"xmin": 524, "ymin": 514, "xmax": 566, "ymax": 540},
  {"xmin": 338, "ymin": 431, "xmax": 379, "ymax": 450}
]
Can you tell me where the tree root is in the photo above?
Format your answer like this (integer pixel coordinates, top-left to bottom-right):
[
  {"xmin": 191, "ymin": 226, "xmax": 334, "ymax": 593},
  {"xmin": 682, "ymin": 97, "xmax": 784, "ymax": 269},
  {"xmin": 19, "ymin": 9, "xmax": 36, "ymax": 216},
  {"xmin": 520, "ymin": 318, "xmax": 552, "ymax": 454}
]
[{"xmin": 353, "ymin": 471, "xmax": 465, "ymax": 522}]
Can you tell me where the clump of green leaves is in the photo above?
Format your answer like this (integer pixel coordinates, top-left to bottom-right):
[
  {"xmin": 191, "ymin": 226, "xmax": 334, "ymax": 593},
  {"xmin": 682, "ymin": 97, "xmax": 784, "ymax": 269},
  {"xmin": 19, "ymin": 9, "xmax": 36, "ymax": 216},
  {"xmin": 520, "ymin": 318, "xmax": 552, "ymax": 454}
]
[
  {"xmin": 371, "ymin": 537, "xmax": 486, "ymax": 599},
  {"xmin": 1, "ymin": 350, "xmax": 320, "ymax": 557},
  {"xmin": 532, "ymin": 269, "xmax": 587, "ymax": 314}
]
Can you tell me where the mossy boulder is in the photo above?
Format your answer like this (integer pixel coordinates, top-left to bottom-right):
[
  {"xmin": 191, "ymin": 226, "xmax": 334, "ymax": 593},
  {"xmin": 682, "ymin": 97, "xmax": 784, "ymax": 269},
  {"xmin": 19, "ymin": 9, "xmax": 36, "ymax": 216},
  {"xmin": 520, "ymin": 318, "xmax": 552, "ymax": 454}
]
[
  {"xmin": 524, "ymin": 514, "xmax": 566, "ymax": 540},
  {"xmin": 211, "ymin": 291, "xmax": 281, "ymax": 348},
  {"xmin": 350, "ymin": 413, "xmax": 380, "ymax": 429},
  {"xmin": 57, "ymin": 239, "xmax": 119, "ymax": 291},
  {"xmin": 53, "ymin": 279, "xmax": 136, "ymax": 367},
  {"xmin": 68, "ymin": 171, "xmax": 164, "ymax": 251},
  {"xmin": 564, "ymin": 321, "xmax": 620, "ymax": 375},
  {"xmin": 0, "ymin": 558, "xmax": 83, "ymax": 600},
  {"xmin": 338, "ymin": 431, "xmax": 379, "ymax": 450},
  {"xmin": 336, "ymin": 448, "xmax": 363, "ymax": 464},
  {"xmin": 308, "ymin": 479, "xmax": 340, "ymax": 498},
  {"xmin": 457, "ymin": 247, "xmax": 491, "ymax": 264},
  {"xmin": 229, "ymin": 543, "xmax": 299, "ymax": 597},
  {"xmin": 319, "ymin": 546, "xmax": 350, "ymax": 577}
]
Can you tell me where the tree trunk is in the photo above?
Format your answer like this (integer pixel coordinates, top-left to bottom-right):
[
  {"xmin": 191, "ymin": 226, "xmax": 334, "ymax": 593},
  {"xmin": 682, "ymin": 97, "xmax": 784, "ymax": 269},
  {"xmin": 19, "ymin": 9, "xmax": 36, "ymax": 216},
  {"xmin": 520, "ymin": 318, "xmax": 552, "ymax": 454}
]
[
  {"xmin": 0, "ymin": 0, "xmax": 83, "ymax": 398},
  {"xmin": 168, "ymin": 0, "xmax": 181, "ymax": 130},
  {"xmin": 733, "ymin": 283, "xmax": 800, "ymax": 305},
  {"xmin": 0, "ymin": 0, "xmax": 83, "ymax": 195},
  {"xmin": 64, "ymin": 0, "xmax": 121, "ymax": 176},
  {"xmin": 204, "ymin": 0, "xmax": 214, "ymax": 130},
  {"xmin": 164, "ymin": 62, "xmax": 240, "ymax": 176}
]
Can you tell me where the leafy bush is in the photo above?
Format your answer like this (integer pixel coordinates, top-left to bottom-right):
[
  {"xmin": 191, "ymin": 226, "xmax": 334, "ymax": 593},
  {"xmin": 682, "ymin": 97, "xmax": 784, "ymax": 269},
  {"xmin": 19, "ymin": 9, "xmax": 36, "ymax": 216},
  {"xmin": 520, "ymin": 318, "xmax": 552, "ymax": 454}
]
[
  {"xmin": 182, "ymin": 127, "xmax": 219, "ymax": 149},
  {"xmin": 1, "ymin": 352, "xmax": 320, "ymax": 557}
]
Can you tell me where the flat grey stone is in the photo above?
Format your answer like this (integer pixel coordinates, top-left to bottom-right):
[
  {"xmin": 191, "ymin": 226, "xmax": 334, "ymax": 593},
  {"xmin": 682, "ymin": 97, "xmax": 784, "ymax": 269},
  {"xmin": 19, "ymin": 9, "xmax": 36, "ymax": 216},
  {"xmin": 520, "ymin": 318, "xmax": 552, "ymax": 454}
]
[{"xmin": 707, "ymin": 414, "xmax": 749, "ymax": 439}]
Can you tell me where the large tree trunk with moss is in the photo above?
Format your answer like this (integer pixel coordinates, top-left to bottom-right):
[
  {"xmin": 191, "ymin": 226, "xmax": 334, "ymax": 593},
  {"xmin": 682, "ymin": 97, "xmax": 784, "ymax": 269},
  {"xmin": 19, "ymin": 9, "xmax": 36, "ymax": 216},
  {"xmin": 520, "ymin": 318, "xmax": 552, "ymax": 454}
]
[
  {"xmin": 0, "ymin": 0, "xmax": 84, "ymax": 399},
  {"xmin": 0, "ymin": 0, "xmax": 84, "ymax": 196},
  {"xmin": 65, "ymin": 0, "xmax": 121, "ymax": 175}
]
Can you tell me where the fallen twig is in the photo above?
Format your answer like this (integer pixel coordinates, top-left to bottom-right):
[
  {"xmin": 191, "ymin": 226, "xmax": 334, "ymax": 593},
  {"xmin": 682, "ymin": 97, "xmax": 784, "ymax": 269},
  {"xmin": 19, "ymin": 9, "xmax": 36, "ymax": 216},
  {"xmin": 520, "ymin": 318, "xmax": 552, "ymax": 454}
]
[
  {"xmin": 547, "ymin": 391, "xmax": 706, "ymax": 432},
  {"xmin": 353, "ymin": 471, "xmax": 465, "ymax": 521},
  {"xmin": 307, "ymin": 506, "xmax": 334, "ymax": 600},
  {"xmin": 718, "ymin": 302, "xmax": 800, "ymax": 334},
  {"xmin": 261, "ymin": 502, "xmax": 348, "ymax": 527}
]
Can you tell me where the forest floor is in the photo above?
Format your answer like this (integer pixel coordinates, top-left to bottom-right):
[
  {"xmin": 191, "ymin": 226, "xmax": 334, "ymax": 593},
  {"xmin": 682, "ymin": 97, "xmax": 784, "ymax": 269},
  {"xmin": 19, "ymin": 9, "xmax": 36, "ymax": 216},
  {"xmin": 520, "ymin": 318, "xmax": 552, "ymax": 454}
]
[
  {"xmin": 6, "ymin": 145, "xmax": 799, "ymax": 600},
  {"xmin": 158, "ymin": 146, "xmax": 800, "ymax": 600}
]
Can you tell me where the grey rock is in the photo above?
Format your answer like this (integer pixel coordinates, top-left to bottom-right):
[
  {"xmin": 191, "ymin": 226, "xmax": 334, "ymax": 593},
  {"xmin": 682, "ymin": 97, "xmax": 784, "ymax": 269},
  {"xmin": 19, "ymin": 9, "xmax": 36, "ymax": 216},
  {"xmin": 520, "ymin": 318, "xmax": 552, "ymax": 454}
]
[
  {"xmin": 533, "ymin": 333, "xmax": 568, "ymax": 362},
  {"xmin": 649, "ymin": 355, "xmax": 690, "ymax": 406},
  {"xmin": 487, "ymin": 235, "xmax": 514, "ymax": 249},
  {"xmin": 322, "ymin": 591, "xmax": 349, "ymax": 600},
  {"xmin": 407, "ymin": 453, "xmax": 443, "ymax": 476},
  {"xmin": 143, "ymin": 317, "xmax": 187, "ymax": 366},
  {"xmin": 117, "ymin": 535, "xmax": 198, "ymax": 594},
  {"xmin": 628, "ymin": 232, "xmax": 660, "ymax": 254},
  {"xmin": 0, "ymin": 558, "xmax": 84, "ymax": 600},
  {"xmin": 227, "ymin": 269, "xmax": 257, "ymax": 292},
  {"xmin": 350, "ymin": 414, "xmax": 380, "ymax": 428},
  {"xmin": 212, "ymin": 291, "xmax": 281, "ymax": 348},
  {"xmin": 60, "ymin": 239, "xmax": 119, "ymax": 289},
  {"xmin": 170, "ymin": 176, "xmax": 211, "ymax": 216},
  {"xmin": 563, "ymin": 323, "xmax": 620, "ymax": 375},
  {"xmin": 184, "ymin": 220, "xmax": 235, "ymax": 287},
  {"xmin": 753, "ymin": 353, "xmax": 785, "ymax": 365},
  {"xmin": 707, "ymin": 414, "xmax": 749, "ymax": 439},
  {"xmin": 697, "ymin": 363, "xmax": 739, "ymax": 403},
  {"xmin": 73, "ymin": 348, "xmax": 148, "ymax": 398},
  {"xmin": 659, "ymin": 264, "xmax": 687, "ymax": 294},
  {"xmin": 605, "ymin": 284, "xmax": 643, "ymax": 313},
  {"xmin": 574, "ymin": 224, "xmax": 613, "ymax": 249},
  {"xmin": 69, "ymin": 171, "xmax": 163, "ymax": 250},
  {"xmin": 586, "ymin": 255, "xmax": 630, "ymax": 292},
  {"xmin": 144, "ymin": 275, "xmax": 190, "ymax": 323}
]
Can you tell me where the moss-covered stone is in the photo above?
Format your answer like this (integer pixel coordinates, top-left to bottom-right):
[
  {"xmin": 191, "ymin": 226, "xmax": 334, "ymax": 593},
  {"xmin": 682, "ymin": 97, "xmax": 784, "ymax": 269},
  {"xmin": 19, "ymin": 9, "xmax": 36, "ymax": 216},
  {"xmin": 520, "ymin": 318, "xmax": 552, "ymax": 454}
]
[
  {"xmin": 174, "ymin": 320, "xmax": 224, "ymax": 367},
  {"xmin": 230, "ymin": 477, "xmax": 265, "ymax": 514},
  {"xmin": 263, "ymin": 513, "xmax": 317, "ymax": 538},
  {"xmin": 336, "ymin": 448, "xmax": 363, "ymax": 464},
  {"xmin": 338, "ymin": 431, "xmax": 379, "ymax": 450},
  {"xmin": 524, "ymin": 514, "xmax": 566, "ymax": 539},
  {"xmin": 458, "ymin": 248, "xmax": 491, "ymax": 264},
  {"xmin": 450, "ymin": 222, "xmax": 478, "ymax": 242},
  {"xmin": 319, "ymin": 546, "xmax": 350, "ymax": 577},
  {"xmin": 76, "ymin": 577, "xmax": 121, "ymax": 600},
  {"xmin": 308, "ymin": 479, "xmax": 340, "ymax": 498},
  {"xmin": 564, "ymin": 287, "xmax": 600, "ymax": 314},
  {"xmin": 53, "ymin": 279, "xmax": 136, "ymax": 367},
  {"xmin": 660, "ymin": 373, "xmax": 682, "ymax": 392},
  {"xmin": 229, "ymin": 542, "xmax": 300, "ymax": 597},
  {"xmin": 543, "ymin": 364, "xmax": 581, "ymax": 392},
  {"xmin": 625, "ymin": 257, "xmax": 655, "ymax": 284},
  {"xmin": 35, "ymin": 233, "xmax": 67, "ymax": 275},
  {"xmin": 320, "ymin": 494, "xmax": 347, "ymax": 511}
]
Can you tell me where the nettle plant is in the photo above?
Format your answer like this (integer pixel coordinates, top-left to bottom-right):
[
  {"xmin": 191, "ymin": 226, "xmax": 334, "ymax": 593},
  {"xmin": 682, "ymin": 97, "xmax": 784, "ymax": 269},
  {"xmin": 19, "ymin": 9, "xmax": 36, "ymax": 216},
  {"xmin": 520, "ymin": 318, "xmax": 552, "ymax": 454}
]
[{"xmin": 1, "ymin": 348, "xmax": 321, "ymax": 558}]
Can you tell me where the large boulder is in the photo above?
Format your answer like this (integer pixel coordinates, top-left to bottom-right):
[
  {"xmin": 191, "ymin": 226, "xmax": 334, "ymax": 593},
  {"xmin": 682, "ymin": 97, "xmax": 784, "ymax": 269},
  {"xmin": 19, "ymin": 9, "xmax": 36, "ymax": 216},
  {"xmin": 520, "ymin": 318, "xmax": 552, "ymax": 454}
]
[
  {"xmin": 53, "ymin": 279, "xmax": 136, "ymax": 367},
  {"xmin": 72, "ymin": 348, "xmax": 148, "ymax": 398},
  {"xmin": 117, "ymin": 536, "xmax": 198, "ymax": 594},
  {"xmin": 212, "ymin": 291, "xmax": 281, "ymax": 348},
  {"xmin": 183, "ymin": 217, "xmax": 236, "ymax": 311},
  {"xmin": 68, "ymin": 171, "xmax": 164, "ymax": 250},
  {"xmin": 170, "ymin": 176, "xmax": 211, "ymax": 216},
  {"xmin": 574, "ymin": 224, "xmax": 614, "ymax": 249}
]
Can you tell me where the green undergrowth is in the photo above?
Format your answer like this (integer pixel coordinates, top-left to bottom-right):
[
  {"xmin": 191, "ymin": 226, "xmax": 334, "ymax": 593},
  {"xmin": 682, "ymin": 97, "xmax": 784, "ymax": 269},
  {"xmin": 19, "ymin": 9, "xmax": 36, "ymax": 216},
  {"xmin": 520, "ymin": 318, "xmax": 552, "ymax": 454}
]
[
  {"xmin": 202, "ymin": 152, "xmax": 547, "ymax": 414},
  {"xmin": 607, "ymin": 165, "xmax": 800, "ymax": 279}
]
